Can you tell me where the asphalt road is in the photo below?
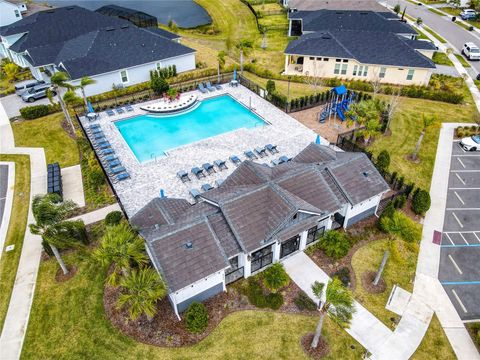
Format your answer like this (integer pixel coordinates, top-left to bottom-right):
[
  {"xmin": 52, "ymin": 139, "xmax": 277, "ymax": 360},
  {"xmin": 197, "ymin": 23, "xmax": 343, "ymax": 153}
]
[
  {"xmin": 380, "ymin": 0, "xmax": 480, "ymax": 76},
  {"xmin": 439, "ymin": 143, "xmax": 480, "ymax": 321}
]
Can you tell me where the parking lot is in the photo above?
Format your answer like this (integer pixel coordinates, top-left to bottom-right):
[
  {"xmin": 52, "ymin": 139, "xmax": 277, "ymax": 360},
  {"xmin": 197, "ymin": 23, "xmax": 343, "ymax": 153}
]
[
  {"xmin": 0, "ymin": 94, "xmax": 51, "ymax": 119},
  {"xmin": 439, "ymin": 142, "xmax": 480, "ymax": 321}
]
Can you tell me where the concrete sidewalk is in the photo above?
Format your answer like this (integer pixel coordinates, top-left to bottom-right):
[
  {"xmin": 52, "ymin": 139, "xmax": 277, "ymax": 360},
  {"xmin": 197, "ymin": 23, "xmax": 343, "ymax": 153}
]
[
  {"xmin": 283, "ymin": 253, "xmax": 433, "ymax": 360},
  {"xmin": 69, "ymin": 203, "xmax": 121, "ymax": 225}
]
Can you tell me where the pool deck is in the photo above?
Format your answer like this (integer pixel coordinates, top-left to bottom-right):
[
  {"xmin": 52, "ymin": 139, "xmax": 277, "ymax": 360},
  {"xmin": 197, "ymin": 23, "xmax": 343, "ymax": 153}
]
[{"xmin": 80, "ymin": 85, "xmax": 328, "ymax": 217}]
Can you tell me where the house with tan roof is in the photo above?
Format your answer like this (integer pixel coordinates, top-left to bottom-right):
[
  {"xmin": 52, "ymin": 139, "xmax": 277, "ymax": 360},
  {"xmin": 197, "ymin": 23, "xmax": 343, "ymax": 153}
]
[{"xmin": 131, "ymin": 143, "xmax": 390, "ymax": 318}]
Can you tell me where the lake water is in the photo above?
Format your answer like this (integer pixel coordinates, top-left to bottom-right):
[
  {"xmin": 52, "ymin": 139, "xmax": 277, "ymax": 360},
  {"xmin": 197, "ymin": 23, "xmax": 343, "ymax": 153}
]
[{"xmin": 33, "ymin": 0, "xmax": 211, "ymax": 28}]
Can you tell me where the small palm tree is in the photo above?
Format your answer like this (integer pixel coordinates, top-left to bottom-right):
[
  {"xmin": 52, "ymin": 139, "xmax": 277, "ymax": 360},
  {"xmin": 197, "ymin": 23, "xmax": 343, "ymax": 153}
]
[
  {"xmin": 77, "ymin": 76, "xmax": 96, "ymax": 109},
  {"xmin": 63, "ymin": 90, "xmax": 83, "ymax": 112},
  {"xmin": 50, "ymin": 71, "xmax": 75, "ymax": 134},
  {"xmin": 93, "ymin": 222, "xmax": 148, "ymax": 286},
  {"xmin": 117, "ymin": 267, "xmax": 167, "ymax": 321},
  {"xmin": 346, "ymin": 99, "xmax": 381, "ymax": 144},
  {"xmin": 310, "ymin": 278, "xmax": 355, "ymax": 349},
  {"xmin": 411, "ymin": 115, "xmax": 435, "ymax": 161},
  {"xmin": 29, "ymin": 194, "xmax": 85, "ymax": 275}
]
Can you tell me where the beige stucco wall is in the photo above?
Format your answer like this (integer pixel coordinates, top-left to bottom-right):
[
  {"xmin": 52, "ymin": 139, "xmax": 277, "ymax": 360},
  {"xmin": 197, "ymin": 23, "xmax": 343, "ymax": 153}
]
[{"xmin": 285, "ymin": 54, "xmax": 433, "ymax": 86}]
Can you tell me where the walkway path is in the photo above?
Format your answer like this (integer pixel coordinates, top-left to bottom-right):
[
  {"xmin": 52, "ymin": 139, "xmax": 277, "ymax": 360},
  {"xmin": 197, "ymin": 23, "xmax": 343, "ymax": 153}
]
[
  {"xmin": 69, "ymin": 203, "xmax": 121, "ymax": 225},
  {"xmin": 0, "ymin": 162, "xmax": 15, "ymax": 261},
  {"xmin": 283, "ymin": 253, "xmax": 433, "ymax": 360}
]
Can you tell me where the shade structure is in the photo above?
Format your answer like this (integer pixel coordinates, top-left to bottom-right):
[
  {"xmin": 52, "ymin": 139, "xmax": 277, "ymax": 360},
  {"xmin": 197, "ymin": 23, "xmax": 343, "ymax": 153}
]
[
  {"xmin": 87, "ymin": 101, "xmax": 95, "ymax": 113},
  {"xmin": 315, "ymin": 134, "xmax": 321, "ymax": 144},
  {"xmin": 160, "ymin": 189, "xmax": 165, "ymax": 198},
  {"xmin": 233, "ymin": 69, "xmax": 237, "ymax": 81}
]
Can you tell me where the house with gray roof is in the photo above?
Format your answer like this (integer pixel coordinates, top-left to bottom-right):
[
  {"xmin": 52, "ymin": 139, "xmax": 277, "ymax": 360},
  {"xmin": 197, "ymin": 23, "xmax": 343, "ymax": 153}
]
[
  {"xmin": 131, "ymin": 143, "xmax": 390, "ymax": 318},
  {"xmin": 0, "ymin": 5, "xmax": 195, "ymax": 96},
  {"xmin": 284, "ymin": 10, "xmax": 436, "ymax": 86}
]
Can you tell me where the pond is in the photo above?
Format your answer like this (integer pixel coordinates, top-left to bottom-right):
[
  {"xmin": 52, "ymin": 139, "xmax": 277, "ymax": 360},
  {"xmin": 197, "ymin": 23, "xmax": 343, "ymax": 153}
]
[{"xmin": 33, "ymin": 0, "xmax": 211, "ymax": 28}]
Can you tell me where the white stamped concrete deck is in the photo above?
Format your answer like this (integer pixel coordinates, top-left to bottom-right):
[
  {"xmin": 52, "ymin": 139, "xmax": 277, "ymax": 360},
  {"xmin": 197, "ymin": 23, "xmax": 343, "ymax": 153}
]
[{"xmin": 80, "ymin": 85, "xmax": 327, "ymax": 217}]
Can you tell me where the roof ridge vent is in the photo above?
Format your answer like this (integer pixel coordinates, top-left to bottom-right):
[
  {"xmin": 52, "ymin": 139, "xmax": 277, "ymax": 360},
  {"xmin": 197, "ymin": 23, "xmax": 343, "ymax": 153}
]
[
  {"xmin": 321, "ymin": 34, "xmax": 331, "ymax": 39},
  {"xmin": 184, "ymin": 241, "xmax": 193, "ymax": 249},
  {"xmin": 66, "ymin": 7, "xmax": 75, "ymax": 10},
  {"xmin": 121, "ymin": 24, "xmax": 129, "ymax": 29},
  {"xmin": 105, "ymin": 27, "xmax": 115, "ymax": 31}
]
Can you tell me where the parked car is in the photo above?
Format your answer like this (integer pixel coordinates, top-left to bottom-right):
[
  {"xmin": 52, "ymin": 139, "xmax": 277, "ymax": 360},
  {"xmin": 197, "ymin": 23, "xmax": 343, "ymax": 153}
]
[
  {"xmin": 21, "ymin": 83, "xmax": 55, "ymax": 102},
  {"xmin": 462, "ymin": 42, "xmax": 480, "ymax": 60},
  {"xmin": 460, "ymin": 9, "xmax": 477, "ymax": 20},
  {"xmin": 14, "ymin": 79, "xmax": 45, "ymax": 96},
  {"xmin": 460, "ymin": 135, "xmax": 480, "ymax": 151}
]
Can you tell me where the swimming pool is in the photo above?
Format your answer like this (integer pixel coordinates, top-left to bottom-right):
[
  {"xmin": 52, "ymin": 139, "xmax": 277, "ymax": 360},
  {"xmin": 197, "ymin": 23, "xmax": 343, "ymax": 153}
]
[{"xmin": 115, "ymin": 95, "xmax": 266, "ymax": 162}]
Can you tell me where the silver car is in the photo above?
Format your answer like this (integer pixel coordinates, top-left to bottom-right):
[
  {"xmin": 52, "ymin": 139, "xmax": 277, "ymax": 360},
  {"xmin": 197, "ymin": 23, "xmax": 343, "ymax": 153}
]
[
  {"xmin": 14, "ymin": 79, "xmax": 45, "ymax": 96},
  {"xmin": 21, "ymin": 83, "xmax": 55, "ymax": 103}
]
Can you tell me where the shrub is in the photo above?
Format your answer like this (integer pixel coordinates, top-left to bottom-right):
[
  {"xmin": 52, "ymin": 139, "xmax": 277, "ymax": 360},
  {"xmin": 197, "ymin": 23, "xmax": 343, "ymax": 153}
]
[
  {"xmin": 393, "ymin": 195, "xmax": 407, "ymax": 209},
  {"xmin": 379, "ymin": 211, "xmax": 422, "ymax": 242},
  {"xmin": 390, "ymin": 171, "xmax": 398, "ymax": 186},
  {"xmin": 88, "ymin": 168, "xmax": 105, "ymax": 190},
  {"xmin": 294, "ymin": 291, "xmax": 317, "ymax": 311},
  {"xmin": 265, "ymin": 293, "xmax": 284, "ymax": 310},
  {"xmin": 184, "ymin": 302, "xmax": 208, "ymax": 333},
  {"xmin": 262, "ymin": 263, "xmax": 290, "ymax": 292},
  {"xmin": 266, "ymin": 79, "xmax": 276, "ymax": 95},
  {"xmin": 376, "ymin": 150, "xmax": 390, "ymax": 174},
  {"xmin": 333, "ymin": 267, "xmax": 351, "ymax": 287},
  {"xmin": 396, "ymin": 176, "xmax": 405, "ymax": 190},
  {"xmin": 105, "ymin": 211, "xmax": 123, "ymax": 226},
  {"xmin": 20, "ymin": 104, "xmax": 61, "ymax": 120},
  {"xmin": 246, "ymin": 278, "xmax": 267, "ymax": 308},
  {"xmin": 412, "ymin": 189, "xmax": 431, "ymax": 215},
  {"xmin": 319, "ymin": 231, "xmax": 351, "ymax": 259}
]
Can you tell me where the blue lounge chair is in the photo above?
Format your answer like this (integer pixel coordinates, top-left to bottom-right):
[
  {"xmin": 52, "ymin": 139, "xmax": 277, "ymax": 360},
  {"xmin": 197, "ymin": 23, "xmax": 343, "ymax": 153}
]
[
  {"xmin": 214, "ymin": 159, "xmax": 227, "ymax": 170},
  {"xmin": 111, "ymin": 166, "xmax": 126, "ymax": 175},
  {"xmin": 177, "ymin": 170, "xmax": 190, "ymax": 183},
  {"xmin": 116, "ymin": 172, "xmax": 130, "ymax": 182},
  {"xmin": 190, "ymin": 188, "xmax": 201, "ymax": 199},
  {"xmin": 255, "ymin": 147, "xmax": 267, "ymax": 158},
  {"xmin": 100, "ymin": 148, "xmax": 114, "ymax": 156},
  {"xmin": 93, "ymin": 132, "xmax": 105, "ymax": 140},
  {"xmin": 230, "ymin": 155, "xmax": 241, "ymax": 165},
  {"xmin": 198, "ymin": 83, "xmax": 207, "ymax": 94},
  {"xmin": 206, "ymin": 81, "xmax": 215, "ymax": 92},
  {"xmin": 279, "ymin": 155, "xmax": 291, "ymax": 163},
  {"xmin": 107, "ymin": 157, "xmax": 120, "ymax": 164},
  {"xmin": 201, "ymin": 183, "xmax": 213, "ymax": 192},
  {"xmin": 215, "ymin": 82, "xmax": 223, "ymax": 90},
  {"xmin": 103, "ymin": 155, "xmax": 118, "ymax": 162},
  {"xmin": 109, "ymin": 160, "xmax": 121, "ymax": 168},
  {"xmin": 265, "ymin": 144, "xmax": 278, "ymax": 154},
  {"xmin": 215, "ymin": 179, "xmax": 224, "ymax": 187},
  {"xmin": 244, "ymin": 150, "xmax": 258, "ymax": 160},
  {"xmin": 191, "ymin": 167, "xmax": 205, "ymax": 179},
  {"xmin": 202, "ymin": 163, "xmax": 215, "ymax": 174},
  {"xmin": 97, "ymin": 142, "xmax": 111, "ymax": 150},
  {"xmin": 89, "ymin": 124, "xmax": 101, "ymax": 129},
  {"xmin": 125, "ymin": 104, "xmax": 134, "ymax": 112},
  {"xmin": 115, "ymin": 107, "xmax": 125, "ymax": 115},
  {"xmin": 271, "ymin": 159, "xmax": 281, "ymax": 166},
  {"xmin": 106, "ymin": 109, "xmax": 115, "ymax": 117},
  {"xmin": 96, "ymin": 139, "xmax": 109, "ymax": 146},
  {"xmin": 90, "ymin": 128, "xmax": 103, "ymax": 135}
]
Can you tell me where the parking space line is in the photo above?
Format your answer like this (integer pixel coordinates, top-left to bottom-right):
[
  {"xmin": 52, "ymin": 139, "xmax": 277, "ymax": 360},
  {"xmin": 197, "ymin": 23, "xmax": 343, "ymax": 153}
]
[
  {"xmin": 451, "ymin": 289, "xmax": 468, "ymax": 313},
  {"xmin": 447, "ymin": 208, "xmax": 480, "ymax": 210},
  {"xmin": 454, "ymin": 191, "xmax": 465, "ymax": 205},
  {"xmin": 451, "ymin": 170, "xmax": 480, "ymax": 172},
  {"xmin": 448, "ymin": 254, "xmax": 463, "ymax": 274},
  {"xmin": 452, "ymin": 212, "xmax": 464, "ymax": 228},
  {"xmin": 455, "ymin": 173, "xmax": 466, "ymax": 185},
  {"xmin": 442, "ymin": 281, "xmax": 480, "ymax": 285},
  {"xmin": 457, "ymin": 158, "xmax": 466, "ymax": 168},
  {"xmin": 445, "ymin": 233, "xmax": 455, "ymax": 245},
  {"xmin": 441, "ymin": 244, "xmax": 480, "ymax": 247},
  {"xmin": 459, "ymin": 233, "xmax": 469, "ymax": 245},
  {"xmin": 474, "ymin": 233, "xmax": 480, "ymax": 242},
  {"xmin": 450, "ymin": 188, "xmax": 480, "ymax": 190}
]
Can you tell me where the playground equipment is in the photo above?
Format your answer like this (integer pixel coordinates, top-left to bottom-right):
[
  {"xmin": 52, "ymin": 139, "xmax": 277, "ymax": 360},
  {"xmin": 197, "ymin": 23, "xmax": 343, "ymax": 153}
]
[{"xmin": 319, "ymin": 85, "xmax": 356, "ymax": 124}]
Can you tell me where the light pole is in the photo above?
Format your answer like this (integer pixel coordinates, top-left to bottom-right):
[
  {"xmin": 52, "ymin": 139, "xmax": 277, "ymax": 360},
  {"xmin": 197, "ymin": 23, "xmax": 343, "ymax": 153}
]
[{"xmin": 287, "ymin": 76, "xmax": 291, "ymax": 111}]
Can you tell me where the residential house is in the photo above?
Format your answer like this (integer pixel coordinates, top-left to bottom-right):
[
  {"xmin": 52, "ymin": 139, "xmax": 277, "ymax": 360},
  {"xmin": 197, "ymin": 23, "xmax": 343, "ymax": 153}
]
[
  {"xmin": 0, "ymin": 6, "xmax": 195, "ymax": 96},
  {"xmin": 284, "ymin": 10, "xmax": 436, "ymax": 86},
  {"xmin": 131, "ymin": 143, "xmax": 390, "ymax": 318},
  {"xmin": 283, "ymin": 0, "xmax": 389, "ymax": 13},
  {"xmin": 0, "ymin": 0, "xmax": 25, "ymax": 27}
]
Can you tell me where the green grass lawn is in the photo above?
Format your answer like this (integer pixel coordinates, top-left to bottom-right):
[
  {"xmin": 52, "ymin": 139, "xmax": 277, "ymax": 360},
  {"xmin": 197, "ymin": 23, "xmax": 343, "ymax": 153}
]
[
  {"xmin": 432, "ymin": 52, "xmax": 454, "ymax": 66},
  {"xmin": 442, "ymin": 7, "xmax": 480, "ymax": 29},
  {"xmin": 0, "ymin": 155, "xmax": 30, "ymax": 331},
  {"xmin": 422, "ymin": 25, "xmax": 447, "ymax": 43},
  {"xmin": 428, "ymin": 7, "xmax": 445, "ymax": 16},
  {"xmin": 454, "ymin": 54, "xmax": 471, "ymax": 68},
  {"xmin": 12, "ymin": 113, "xmax": 79, "ymax": 168},
  {"xmin": 412, "ymin": 315, "xmax": 456, "ymax": 360},
  {"xmin": 22, "ymin": 240, "xmax": 364, "ymax": 360}
]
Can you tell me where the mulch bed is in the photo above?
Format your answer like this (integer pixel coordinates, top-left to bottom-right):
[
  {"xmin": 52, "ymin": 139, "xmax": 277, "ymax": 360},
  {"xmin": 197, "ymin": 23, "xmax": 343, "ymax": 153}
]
[
  {"xmin": 361, "ymin": 271, "xmax": 386, "ymax": 294},
  {"xmin": 104, "ymin": 278, "xmax": 317, "ymax": 348},
  {"xmin": 301, "ymin": 333, "xmax": 329, "ymax": 359},
  {"xmin": 55, "ymin": 265, "xmax": 77, "ymax": 282}
]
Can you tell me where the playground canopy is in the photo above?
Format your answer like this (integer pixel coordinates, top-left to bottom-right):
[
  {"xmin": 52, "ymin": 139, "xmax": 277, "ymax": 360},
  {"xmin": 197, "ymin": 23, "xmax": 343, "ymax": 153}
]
[{"xmin": 332, "ymin": 85, "xmax": 347, "ymax": 96}]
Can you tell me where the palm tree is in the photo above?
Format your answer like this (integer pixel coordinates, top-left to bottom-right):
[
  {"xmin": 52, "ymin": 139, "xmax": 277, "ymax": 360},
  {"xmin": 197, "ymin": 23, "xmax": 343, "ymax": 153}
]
[
  {"xmin": 346, "ymin": 99, "xmax": 382, "ymax": 144},
  {"xmin": 50, "ymin": 71, "xmax": 75, "ymax": 134},
  {"xmin": 117, "ymin": 267, "xmax": 167, "ymax": 321},
  {"xmin": 310, "ymin": 278, "xmax": 355, "ymax": 349},
  {"xmin": 77, "ymin": 76, "xmax": 96, "ymax": 109},
  {"xmin": 63, "ymin": 90, "xmax": 83, "ymax": 112},
  {"xmin": 29, "ymin": 194, "xmax": 85, "ymax": 275},
  {"xmin": 411, "ymin": 115, "xmax": 435, "ymax": 161},
  {"xmin": 92, "ymin": 222, "xmax": 148, "ymax": 286}
]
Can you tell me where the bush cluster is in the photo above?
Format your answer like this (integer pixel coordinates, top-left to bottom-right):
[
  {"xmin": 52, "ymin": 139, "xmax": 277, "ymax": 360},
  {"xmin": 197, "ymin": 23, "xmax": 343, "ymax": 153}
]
[
  {"xmin": 105, "ymin": 211, "xmax": 123, "ymax": 226},
  {"xmin": 318, "ymin": 231, "xmax": 352, "ymax": 259},
  {"xmin": 456, "ymin": 125, "xmax": 480, "ymax": 138},
  {"xmin": 294, "ymin": 291, "xmax": 317, "ymax": 311},
  {"xmin": 262, "ymin": 263, "xmax": 289, "ymax": 292},
  {"xmin": 412, "ymin": 189, "xmax": 431, "ymax": 215},
  {"xmin": 150, "ymin": 70, "xmax": 170, "ymax": 96},
  {"xmin": 333, "ymin": 267, "xmax": 351, "ymax": 287},
  {"xmin": 19, "ymin": 104, "xmax": 61, "ymax": 120},
  {"xmin": 379, "ymin": 210, "xmax": 422, "ymax": 243},
  {"xmin": 245, "ymin": 277, "xmax": 284, "ymax": 310},
  {"xmin": 184, "ymin": 302, "xmax": 209, "ymax": 334}
]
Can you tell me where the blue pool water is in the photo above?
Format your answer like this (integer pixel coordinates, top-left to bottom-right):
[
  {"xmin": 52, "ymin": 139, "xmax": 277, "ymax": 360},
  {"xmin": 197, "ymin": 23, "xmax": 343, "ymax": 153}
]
[{"xmin": 115, "ymin": 95, "xmax": 266, "ymax": 162}]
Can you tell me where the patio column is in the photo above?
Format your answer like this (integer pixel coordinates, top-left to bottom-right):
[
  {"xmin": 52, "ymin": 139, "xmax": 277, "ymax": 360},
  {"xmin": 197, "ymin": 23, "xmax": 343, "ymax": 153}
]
[
  {"xmin": 273, "ymin": 242, "xmax": 281, "ymax": 262},
  {"xmin": 299, "ymin": 230, "xmax": 307, "ymax": 251},
  {"xmin": 284, "ymin": 55, "xmax": 289, "ymax": 74},
  {"xmin": 243, "ymin": 253, "xmax": 252, "ymax": 278}
]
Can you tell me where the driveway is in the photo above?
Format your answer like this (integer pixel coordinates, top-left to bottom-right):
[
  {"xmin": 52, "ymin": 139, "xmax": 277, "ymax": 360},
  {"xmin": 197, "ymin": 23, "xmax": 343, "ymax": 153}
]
[
  {"xmin": 439, "ymin": 141, "xmax": 480, "ymax": 321},
  {"xmin": 0, "ymin": 94, "xmax": 51, "ymax": 119},
  {"xmin": 433, "ymin": 64, "xmax": 460, "ymax": 77}
]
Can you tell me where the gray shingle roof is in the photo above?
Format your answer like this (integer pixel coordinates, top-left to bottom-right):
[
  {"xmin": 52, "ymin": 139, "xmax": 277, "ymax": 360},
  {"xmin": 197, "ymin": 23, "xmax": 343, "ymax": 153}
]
[
  {"xmin": 287, "ymin": 0, "xmax": 389, "ymax": 12},
  {"xmin": 1, "ymin": 6, "xmax": 194, "ymax": 79},
  {"xmin": 285, "ymin": 30, "xmax": 435, "ymax": 69},
  {"xmin": 290, "ymin": 9, "xmax": 417, "ymax": 35},
  {"xmin": 130, "ymin": 197, "xmax": 190, "ymax": 228}
]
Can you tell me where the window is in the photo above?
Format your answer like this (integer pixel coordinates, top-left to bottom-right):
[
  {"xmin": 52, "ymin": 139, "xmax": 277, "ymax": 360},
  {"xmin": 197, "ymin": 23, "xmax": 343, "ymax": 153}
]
[
  {"xmin": 323, "ymin": 58, "xmax": 329, "ymax": 61},
  {"xmin": 309, "ymin": 56, "xmax": 315, "ymax": 60},
  {"xmin": 306, "ymin": 225, "xmax": 325, "ymax": 245},
  {"xmin": 335, "ymin": 59, "xmax": 341, "ymax": 62},
  {"xmin": 352, "ymin": 65, "xmax": 358, "ymax": 76},
  {"xmin": 406, "ymin": 69, "xmax": 415, "ymax": 80},
  {"xmin": 341, "ymin": 64, "xmax": 348, "ymax": 75},
  {"xmin": 363, "ymin": 66, "xmax": 369, "ymax": 77},
  {"xmin": 334, "ymin": 63, "xmax": 341, "ymax": 75},
  {"xmin": 251, "ymin": 245, "xmax": 273, "ymax": 273},
  {"xmin": 14, "ymin": 10, "xmax": 20, "ymax": 17},
  {"xmin": 342, "ymin": 59, "xmax": 348, "ymax": 63},
  {"xmin": 156, "ymin": 62, "xmax": 161, "ymax": 71},
  {"xmin": 379, "ymin": 67, "xmax": 386, "ymax": 78},
  {"xmin": 280, "ymin": 235, "xmax": 300, "ymax": 258},
  {"xmin": 120, "ymin": 70, "xmax": 128, "ymax": 83}
]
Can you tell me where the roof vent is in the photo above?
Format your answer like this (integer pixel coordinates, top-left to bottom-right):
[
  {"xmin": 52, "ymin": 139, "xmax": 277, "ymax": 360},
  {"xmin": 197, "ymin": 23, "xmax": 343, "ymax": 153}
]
[
  {"xmin": 363, "ymin": 171, "xmax": 369, "ymax": 177},
  {"xmin": 121, "ymin": 24, "xmax": 129, "ymax": 29},
  {"xmin": 106, "ymin": 27, "xmax": 115, "ymax": 31},
  {"xmin": 154, "ymin": 224, "xmax": 160, "ymax": 230},
  {"xmin": 184, "ymin": 242, "xmax": 193, "ymax": 249},
  {"xmin": 66, "ymin": 7, "xmax": 75, "ymax": 10},
  {"xmin": 46, "ymin": 9, "xmax": 55, "ymax": 13},
  {"xmin": 321, "ymin": 35, "xmax": 331, "ymax": 39},
  {"xmin": 141, "ymin": 43, "xmax": 145, "ymax": 47}
]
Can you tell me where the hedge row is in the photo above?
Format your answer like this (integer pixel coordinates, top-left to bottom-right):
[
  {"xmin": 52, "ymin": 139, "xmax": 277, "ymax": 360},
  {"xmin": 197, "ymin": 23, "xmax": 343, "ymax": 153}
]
[{"xmin": 19, "ymin": 103, "xmax": 61, "ymax": 120}]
